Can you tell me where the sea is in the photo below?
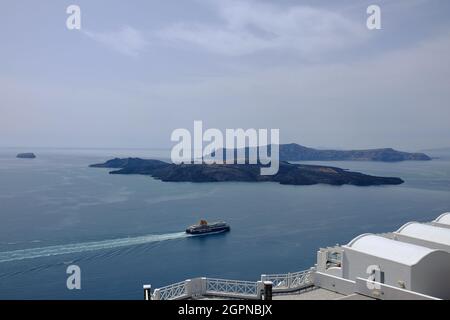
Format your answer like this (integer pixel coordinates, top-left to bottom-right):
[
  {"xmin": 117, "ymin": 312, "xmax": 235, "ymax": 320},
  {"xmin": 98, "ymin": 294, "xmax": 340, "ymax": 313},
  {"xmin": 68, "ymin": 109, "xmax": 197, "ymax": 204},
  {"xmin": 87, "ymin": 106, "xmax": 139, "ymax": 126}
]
[{"xmin": 0, "ymin": 147, "xmax": 449, "ymax": 299}]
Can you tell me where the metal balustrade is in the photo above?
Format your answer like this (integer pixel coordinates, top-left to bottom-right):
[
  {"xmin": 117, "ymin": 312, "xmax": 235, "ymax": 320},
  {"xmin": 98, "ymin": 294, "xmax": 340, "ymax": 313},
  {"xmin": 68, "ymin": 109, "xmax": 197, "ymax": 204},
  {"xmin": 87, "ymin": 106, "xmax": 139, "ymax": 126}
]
[
  {"xmin": 261, "ymin": 269, "xmax": 314, "ymax": 292},
  {"xmin": 206, "ymin": 278, "xmax": 259, "ymax": 299},
  {"xmin": 149, "ymin": 268, "xmax": 315, "ymax": 300},
  {"xmin": 152, "ymin": 280, "xmax": 188, "ymax": 300}
]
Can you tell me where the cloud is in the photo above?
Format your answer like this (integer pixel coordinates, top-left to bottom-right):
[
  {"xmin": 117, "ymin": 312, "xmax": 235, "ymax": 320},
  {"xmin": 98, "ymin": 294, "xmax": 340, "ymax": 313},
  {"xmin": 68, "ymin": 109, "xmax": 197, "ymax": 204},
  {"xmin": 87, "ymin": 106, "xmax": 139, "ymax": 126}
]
[
  {"xmin": 84, "ymin": 26, "xmax": 148, "ymax": 57},
  {"xmin": 158, "ymin": 0, "xmax": 367, "ymax": 56},
  {"xmin": 134, "ymin": 31, "xmax": 450, "ymax": 150}
]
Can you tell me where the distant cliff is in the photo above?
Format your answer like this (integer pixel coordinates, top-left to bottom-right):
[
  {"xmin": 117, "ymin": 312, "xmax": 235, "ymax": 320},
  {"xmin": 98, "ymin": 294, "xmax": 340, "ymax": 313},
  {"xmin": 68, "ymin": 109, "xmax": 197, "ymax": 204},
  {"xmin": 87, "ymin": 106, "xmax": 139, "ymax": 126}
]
[
  {"xmin": 90, "ymin": 158, "xmax": 404, "ymax": 186},
  {"xmin": 213, "ymin": 144, "xmax": 431, "ymax": 162},
  {"xmin": 279, "ymin": 144, "xmax": 431, "ymax": 162},
  {"xmin": 16, "ymin": 153, "xmax": 36, "ymax": 159}
]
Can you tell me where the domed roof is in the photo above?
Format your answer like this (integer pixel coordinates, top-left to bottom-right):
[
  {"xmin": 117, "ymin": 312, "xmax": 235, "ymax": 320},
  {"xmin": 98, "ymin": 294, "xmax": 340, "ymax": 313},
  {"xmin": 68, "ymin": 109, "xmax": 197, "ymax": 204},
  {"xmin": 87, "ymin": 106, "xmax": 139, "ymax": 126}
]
[
  {"xmin": 396, "ymin": 222, "xmax": 450, "ymax": 246},
  {"xmin": 434, "ymin": 212, "xmax": 450, "ymax": 226},
  {"xmin": 345, "ymin": 234, "xmax": 436, "ymax": 266}
]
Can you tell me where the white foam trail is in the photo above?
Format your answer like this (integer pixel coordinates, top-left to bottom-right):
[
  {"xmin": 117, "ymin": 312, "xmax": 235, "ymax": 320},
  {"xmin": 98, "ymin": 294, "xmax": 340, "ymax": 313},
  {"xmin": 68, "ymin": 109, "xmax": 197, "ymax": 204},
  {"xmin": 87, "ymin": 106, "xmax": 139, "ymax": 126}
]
[{"xmin": 0, "ymin": 232, "xmax": 189, "ymax": 263}]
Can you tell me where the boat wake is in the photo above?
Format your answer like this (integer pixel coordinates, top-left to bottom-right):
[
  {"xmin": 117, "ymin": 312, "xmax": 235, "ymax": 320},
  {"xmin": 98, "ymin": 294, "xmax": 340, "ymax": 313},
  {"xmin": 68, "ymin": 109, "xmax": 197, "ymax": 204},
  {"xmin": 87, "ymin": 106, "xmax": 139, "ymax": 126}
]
[{"xmin": 0, "ymin": 232, "xmax": 190, "ymax": 263}]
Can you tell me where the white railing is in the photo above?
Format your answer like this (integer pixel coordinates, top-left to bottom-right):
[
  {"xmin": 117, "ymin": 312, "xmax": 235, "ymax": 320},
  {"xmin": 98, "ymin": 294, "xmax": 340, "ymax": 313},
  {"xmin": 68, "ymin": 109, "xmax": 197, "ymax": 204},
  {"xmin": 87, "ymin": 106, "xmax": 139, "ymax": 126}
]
[
  {"xmin": 206, "ymin": 278, "xmax": 260, "ymax": 299},
  {"xmin": 261, "ymin": 269, "xmax": 315, "ymax": 292},
  {"xmin": 152, "ymin": 280, "xmax": 188, "ymax": 300},
  {"xmin": 150, "ymin": 268, "xmax": 315, "ymax": 300}
]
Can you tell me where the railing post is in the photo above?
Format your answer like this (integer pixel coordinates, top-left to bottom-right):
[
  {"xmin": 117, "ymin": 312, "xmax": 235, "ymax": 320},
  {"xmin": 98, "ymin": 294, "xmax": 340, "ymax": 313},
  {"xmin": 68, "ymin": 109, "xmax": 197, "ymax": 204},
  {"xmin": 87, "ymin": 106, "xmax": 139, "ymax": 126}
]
[
  {"xmin": 143, "ymin": 284, "xmax": 151, "ymax": 300},
  {"xmin": 263, "ymin": 281, "xmax": 273, "ymax": 300},
  {"xmin": 309, "ymin": 267, "xmax": 316, "ymax": 285},
  {"xmin": 287, "ymin": 272, "xmax": 292, "ymax": 289},
  {"xmin": 261, "ymin": 274, "xmax": 267, "ymax": 282},
  {"xmin": 187, "ymin": 278, "xmax": 206, "ymax": 299},
  {"xmin": 201, "ymin": 277, "xmax": 207, "ymax": 296},
  {"xmin": 153, "ymin": 288, "xmax": 161, "ymax": 300},
  {"xmin": 256, "ymin": 281, "xmax": 264, "ymax": 300},
  {"xmin": 185, "ymin": 279, "xmax": 192, "ymax": 298}
]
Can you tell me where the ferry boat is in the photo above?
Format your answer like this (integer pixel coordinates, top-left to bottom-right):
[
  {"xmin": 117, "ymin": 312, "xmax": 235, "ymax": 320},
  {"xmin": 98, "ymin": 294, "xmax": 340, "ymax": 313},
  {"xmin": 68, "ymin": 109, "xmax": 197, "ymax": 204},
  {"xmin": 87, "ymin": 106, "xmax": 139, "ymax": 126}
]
[{"xmin": 185, "ymin": 220, "xmax": 230, "ymax": 235}]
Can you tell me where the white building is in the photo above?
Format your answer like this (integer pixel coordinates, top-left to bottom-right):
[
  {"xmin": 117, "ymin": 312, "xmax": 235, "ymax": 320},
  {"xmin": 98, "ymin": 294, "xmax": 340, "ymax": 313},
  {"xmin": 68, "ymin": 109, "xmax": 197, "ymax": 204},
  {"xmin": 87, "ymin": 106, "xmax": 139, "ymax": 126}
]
[
  {"xmin": 432, "ymin": 212, "xmax": 450, "ymax": 228},
  {"xmin": 315, "ymin": 213, "xmax": 450, "ymax": 300},
  {"xmin": 388, "ymin": 222, "xmax": 450, "ymax": 252},
  {"xmin": 151, "ymin": 212, "xmax": 450, "ymax": 300}
]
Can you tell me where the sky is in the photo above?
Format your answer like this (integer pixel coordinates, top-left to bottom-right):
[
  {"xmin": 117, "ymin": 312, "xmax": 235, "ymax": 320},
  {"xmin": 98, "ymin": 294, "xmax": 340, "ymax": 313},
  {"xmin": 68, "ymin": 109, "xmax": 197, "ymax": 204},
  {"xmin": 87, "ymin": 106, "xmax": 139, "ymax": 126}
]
[{"xmin": 1, "ymin": 0, "xmax": 450, "ymax": 151}]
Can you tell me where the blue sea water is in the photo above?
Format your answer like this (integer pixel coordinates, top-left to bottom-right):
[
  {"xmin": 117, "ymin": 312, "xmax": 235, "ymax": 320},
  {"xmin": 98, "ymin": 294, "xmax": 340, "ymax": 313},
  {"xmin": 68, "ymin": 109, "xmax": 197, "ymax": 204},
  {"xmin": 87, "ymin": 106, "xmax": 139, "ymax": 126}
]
[{"xmin": 0, "ymin": 148, "xmax": 449, "ymax": 299}]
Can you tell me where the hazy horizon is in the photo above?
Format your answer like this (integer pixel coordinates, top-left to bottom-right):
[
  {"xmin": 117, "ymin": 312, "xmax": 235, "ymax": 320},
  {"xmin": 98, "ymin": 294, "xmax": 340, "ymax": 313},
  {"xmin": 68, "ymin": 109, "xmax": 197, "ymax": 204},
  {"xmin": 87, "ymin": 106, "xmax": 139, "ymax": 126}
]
[
  {"xmin": 2, "ymin": 0, "xmax": 450, "ymax": 151},
  {"xmin": 0, "ymin": 143, "xmax": 443, "ymax": 154}
]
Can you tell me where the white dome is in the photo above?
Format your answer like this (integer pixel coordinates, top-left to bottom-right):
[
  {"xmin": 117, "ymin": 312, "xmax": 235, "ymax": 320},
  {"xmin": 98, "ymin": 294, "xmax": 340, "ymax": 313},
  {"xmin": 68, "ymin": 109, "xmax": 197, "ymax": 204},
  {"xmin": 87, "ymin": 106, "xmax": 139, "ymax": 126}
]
[
  {"xmin": 434, "ymin": 212, "xmax": 450, "ymax": 226},
  {"xmin": 345, "ymin": 234, "xmax": 435, "ymax": 266},
  {"xmin": 396, "ymin": 222, "xmax": 450, "ymax": 246}
]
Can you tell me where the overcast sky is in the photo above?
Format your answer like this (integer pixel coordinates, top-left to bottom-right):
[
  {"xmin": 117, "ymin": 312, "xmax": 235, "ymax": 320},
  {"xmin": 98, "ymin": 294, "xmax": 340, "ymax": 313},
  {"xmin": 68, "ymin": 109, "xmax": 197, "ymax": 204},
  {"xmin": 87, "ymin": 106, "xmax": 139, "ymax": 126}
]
[{"xmin": 1, "ymin": 0, "xmax": 450, "ymax": 151}]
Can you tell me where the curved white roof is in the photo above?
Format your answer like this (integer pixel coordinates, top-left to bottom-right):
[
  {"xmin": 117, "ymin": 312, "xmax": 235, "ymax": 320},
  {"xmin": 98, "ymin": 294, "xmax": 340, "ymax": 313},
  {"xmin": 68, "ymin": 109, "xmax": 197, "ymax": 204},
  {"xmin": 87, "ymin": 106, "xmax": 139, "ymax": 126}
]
[
  {"xmin": 396, "ymin": 222, "xmax": 450, "ymax": 246},
  {"xmin": 345, "ymin": 234, "xmax": 435, "ymax": 266},
  {"xmin": 434, "ymin": 212, "xmax": 450, "ymax": 226}
]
